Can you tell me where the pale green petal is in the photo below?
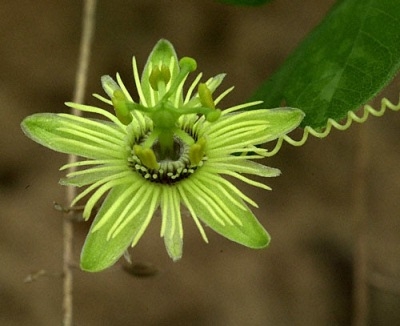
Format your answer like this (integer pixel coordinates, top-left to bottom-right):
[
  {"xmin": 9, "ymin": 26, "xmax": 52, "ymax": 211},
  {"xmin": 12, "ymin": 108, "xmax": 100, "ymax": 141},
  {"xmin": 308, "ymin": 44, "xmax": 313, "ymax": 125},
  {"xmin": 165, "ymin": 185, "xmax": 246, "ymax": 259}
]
[
  {"xmin": 80, "ymin": 184, "xmax": 159, "ymax": 272},
  {"xmin": 206, "ymin": 117, "xmax": 267, "ymax": 140},
  {"xmin": 57, "ymin": 116, "xmax": 124, "ymax": 146},
  {"xmin": 160, "ymin": 187, "xmax": 183, "ymax": 261},
  {"xmin": 207, "ymin": 108, "xmax": 304, "ymax": 144},
  {"xmin": 21, "ymin": 113, "xmax": 124, "ymax": 159},
  {"xmin": 182, "ymin": 179, "xmax": 270, "ymax": 249},
  {"xmin": 256, "ymin": 107, "xmax": 305, "ymax": 141}
]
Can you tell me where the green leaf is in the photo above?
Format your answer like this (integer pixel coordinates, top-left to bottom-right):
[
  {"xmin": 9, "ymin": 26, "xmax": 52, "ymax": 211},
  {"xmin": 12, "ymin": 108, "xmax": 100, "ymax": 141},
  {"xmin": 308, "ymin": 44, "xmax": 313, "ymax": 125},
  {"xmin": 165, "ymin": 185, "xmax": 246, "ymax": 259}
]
[
  {"xmin": 217, "ymin": 0, "xmax": 272, "ymax": 6},
  {"xmin": 250, "ymin": 0, "xmax": 400, "ymax": 130}
]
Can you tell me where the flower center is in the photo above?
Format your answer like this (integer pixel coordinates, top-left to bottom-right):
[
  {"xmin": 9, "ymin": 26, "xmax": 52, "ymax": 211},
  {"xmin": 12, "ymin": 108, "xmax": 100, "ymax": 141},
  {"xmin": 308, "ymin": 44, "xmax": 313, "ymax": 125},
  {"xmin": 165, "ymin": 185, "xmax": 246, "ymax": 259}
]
[
  {"xmin": 128, "ymin": 130, "xmax": 207, "ymax": 185},
  {"xmin": 103, "ymin": 54, "xmax": 221, "ymax": 184}
]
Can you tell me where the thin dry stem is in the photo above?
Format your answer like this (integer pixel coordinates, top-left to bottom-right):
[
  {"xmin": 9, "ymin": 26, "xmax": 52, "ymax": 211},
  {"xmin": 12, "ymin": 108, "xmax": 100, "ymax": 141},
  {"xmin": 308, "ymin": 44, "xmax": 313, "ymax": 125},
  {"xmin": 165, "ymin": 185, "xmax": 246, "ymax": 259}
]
[
  {"xmin": 63, "ymin": 1, "xmax": 97, "ymax": 325},
  {"xmin": 351, "ymin": 125, "xmax": 370, "ymax": 326}
]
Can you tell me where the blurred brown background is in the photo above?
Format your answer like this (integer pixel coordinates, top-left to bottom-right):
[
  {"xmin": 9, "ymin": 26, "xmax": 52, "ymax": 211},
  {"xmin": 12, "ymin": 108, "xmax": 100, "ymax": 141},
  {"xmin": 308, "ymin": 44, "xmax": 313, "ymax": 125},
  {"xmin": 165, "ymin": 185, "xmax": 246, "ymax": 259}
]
[{"xmin": 2, "ymin": 0, "xmax": 400, "ymax": 325}]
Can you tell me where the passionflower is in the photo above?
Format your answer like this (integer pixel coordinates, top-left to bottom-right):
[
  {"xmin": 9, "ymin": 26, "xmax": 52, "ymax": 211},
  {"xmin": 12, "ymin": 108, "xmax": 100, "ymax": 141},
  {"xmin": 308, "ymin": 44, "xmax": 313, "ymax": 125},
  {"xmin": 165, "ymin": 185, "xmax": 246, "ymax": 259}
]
[{"xmin": 21, "ymin": 39, "xmax": 304, "ymax": 272}]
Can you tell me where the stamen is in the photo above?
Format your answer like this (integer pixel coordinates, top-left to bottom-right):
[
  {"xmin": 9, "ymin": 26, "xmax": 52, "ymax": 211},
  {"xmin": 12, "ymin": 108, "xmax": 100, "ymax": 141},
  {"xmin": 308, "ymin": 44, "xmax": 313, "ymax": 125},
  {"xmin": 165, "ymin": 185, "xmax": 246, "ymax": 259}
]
[
  {"xmin": 112, "ymin": 90, "xmax": 133, "ymax": 125},
  {"xmin": 198, "ymin": 83, "xmax": 215, "ymax": 109},
  {"xmin": 134, "ymin": 145, "xmax": 160, "ymax": 169},
  {"xmin": 197, "ymin": 83, "xmax": 221, "ymax": 122},
  {"xmin": 189, "ymin": 137, "xmax": 206, "ymax": 165}
]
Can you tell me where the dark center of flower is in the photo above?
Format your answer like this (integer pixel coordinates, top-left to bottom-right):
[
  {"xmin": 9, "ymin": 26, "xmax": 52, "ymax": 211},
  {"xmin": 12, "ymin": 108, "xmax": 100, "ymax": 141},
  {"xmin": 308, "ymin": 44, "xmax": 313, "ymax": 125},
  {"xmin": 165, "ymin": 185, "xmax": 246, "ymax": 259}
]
[{"xmin": 127, "ymin": 130, "xmax": 207, "ymax": 185}]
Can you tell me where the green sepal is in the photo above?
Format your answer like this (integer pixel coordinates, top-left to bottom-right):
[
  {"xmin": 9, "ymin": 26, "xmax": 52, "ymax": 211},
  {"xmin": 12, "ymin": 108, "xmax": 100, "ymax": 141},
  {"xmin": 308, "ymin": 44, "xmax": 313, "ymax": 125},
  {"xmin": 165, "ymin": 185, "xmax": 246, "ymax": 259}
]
[
  {"xmin": 21, "ymin": 113, "xmax": 121, "ymax": 159},
  {"xmin": 80, "ymin": 185, "xmax": 156, "ymax": 272},
  {"xmin": 212, "ymin": 108, "xmax": 304, "ymax": 145},
  {"xmin": 184, "ymin": 182, "xmax": 270, "ymax": 249},
  {"xmin": 260, "ymin": 107, "xmax": 305, "ymax": 141}
]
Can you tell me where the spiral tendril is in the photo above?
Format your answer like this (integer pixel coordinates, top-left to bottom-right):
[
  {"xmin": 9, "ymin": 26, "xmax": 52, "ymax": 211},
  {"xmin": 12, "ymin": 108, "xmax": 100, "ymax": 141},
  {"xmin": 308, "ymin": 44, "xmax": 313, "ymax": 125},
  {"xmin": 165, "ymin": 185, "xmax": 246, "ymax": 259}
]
[{"xmin": 265, "ymin": 94, "xmax": 400, "ymax": 157}]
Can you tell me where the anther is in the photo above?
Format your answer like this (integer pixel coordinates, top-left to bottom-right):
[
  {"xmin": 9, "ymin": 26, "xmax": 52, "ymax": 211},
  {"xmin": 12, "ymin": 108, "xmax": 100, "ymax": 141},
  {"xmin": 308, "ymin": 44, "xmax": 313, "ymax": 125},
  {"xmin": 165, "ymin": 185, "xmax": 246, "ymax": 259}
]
[
  {"xmin": 198, "ymin": 83, "xmax": 215, "ymax": 109},
  {"xmin": 198, "ymin": 83, "xmax": 221, "ymax": 122},
  {"xmin": 133, "ymin": 145, "xmax": 160, "ymax": 170},
  {"xmin": 189, "ymin": 137, "xmax": 207, "ymax": 165},
  {"xmin": 112, "ymin": 90, "xmax": 133, "ymax": 125}
]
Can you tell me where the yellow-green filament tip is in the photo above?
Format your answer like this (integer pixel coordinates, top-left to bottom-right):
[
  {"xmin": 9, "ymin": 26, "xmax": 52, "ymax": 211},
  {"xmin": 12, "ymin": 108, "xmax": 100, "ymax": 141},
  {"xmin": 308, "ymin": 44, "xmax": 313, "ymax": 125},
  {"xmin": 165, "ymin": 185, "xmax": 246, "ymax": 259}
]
[
  {"xmin": 112, "ymin": 90, "xmax": 133, "ymax": 125},
  {"xmin": 189, "ymin": 137, "xmax": 207, "ymax": 165},
  {"xmin": 134, "ymin": 145, "xmax": 160, "ymax": 170}
]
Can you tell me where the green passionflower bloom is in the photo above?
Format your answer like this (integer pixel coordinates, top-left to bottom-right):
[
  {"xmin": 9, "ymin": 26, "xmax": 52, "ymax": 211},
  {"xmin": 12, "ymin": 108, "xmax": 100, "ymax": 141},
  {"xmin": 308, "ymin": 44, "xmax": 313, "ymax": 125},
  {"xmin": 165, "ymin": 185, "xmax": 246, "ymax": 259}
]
[{"xmin": 21, "ymin": 39, "xmax": 304, "ymax": 272}]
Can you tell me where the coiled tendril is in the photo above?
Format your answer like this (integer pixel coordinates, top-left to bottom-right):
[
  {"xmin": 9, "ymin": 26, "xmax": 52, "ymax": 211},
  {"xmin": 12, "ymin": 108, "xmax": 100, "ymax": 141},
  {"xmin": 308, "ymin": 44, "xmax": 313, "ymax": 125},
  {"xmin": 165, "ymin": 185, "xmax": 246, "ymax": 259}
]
[{"xmin": 265, "ymin": 94, "xmax": 400, "ymax": 157}]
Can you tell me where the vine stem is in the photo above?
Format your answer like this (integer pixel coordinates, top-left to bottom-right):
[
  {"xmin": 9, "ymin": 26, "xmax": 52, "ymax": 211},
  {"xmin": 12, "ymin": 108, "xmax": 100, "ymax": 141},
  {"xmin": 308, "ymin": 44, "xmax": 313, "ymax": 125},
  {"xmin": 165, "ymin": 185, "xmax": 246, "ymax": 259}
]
[
  {"xmin": 351, "ymin": 125, "xmax": 370, "ymax": 326},
  {"xmin": 63, "ymin": 1, "xmax": 97, "ymax": 325}
]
